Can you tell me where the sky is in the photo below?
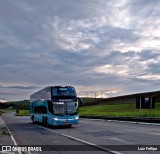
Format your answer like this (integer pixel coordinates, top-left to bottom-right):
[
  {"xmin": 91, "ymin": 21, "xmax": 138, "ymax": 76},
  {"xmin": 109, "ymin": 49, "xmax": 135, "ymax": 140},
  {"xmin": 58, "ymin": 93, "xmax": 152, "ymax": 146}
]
[{"xmin": 0, "ymin": 0, "xmax": 160, "ymax": 101}]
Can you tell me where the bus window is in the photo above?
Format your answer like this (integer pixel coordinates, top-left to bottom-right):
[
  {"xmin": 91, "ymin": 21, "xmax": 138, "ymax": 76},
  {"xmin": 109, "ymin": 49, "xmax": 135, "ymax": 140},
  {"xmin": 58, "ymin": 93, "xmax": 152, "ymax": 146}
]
[
  {"xmin": 34, "ymin": 106, "xmax": 47, "ymax": 114},
  {"xmin": 41, "ymin": 106, "xmax": 47, "ymax": 114},
  {"xmin": 48, "ymin": 101, "xmax": 53, "ymax": 114}
]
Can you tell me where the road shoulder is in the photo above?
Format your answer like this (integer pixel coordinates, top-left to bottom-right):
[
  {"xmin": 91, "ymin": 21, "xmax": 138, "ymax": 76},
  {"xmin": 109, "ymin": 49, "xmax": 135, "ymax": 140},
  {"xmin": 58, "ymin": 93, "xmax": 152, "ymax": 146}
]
[{"xmin": 0, "ymin": 116, "xmax": 14, "ymax": 145}]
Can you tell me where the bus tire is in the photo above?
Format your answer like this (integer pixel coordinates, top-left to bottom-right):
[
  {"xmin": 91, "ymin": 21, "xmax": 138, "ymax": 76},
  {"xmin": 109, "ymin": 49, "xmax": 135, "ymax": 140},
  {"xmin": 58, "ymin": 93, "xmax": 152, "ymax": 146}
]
[
  {"xmin": 32, "ymin": 116, "xmax": 35, "ymax": 124},
  {"xmin": 43, "ymin": 117, "xmax": 45, "ymax": 126},
  {"xmin": 45, "ymin": 117, "xmax": 48, "ymax": 127},
  {"xmin": 67, "ymin": 124, "xmax": 72, "ymax": 128}
]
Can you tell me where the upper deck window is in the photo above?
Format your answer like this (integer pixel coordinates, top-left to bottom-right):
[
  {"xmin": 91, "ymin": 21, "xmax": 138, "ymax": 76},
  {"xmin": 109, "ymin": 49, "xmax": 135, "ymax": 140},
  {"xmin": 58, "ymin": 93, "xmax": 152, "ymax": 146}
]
[{"xmin": 52, "ymin": 87, "xmax": 76, "ymax": 97}]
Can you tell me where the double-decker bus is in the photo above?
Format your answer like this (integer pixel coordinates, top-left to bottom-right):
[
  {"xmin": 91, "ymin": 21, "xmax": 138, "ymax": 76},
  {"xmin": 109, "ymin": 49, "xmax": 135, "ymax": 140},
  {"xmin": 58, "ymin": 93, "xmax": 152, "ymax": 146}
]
[{"xmin": 30, "ymin": 86, "xmax": 81, "ymax": 127}]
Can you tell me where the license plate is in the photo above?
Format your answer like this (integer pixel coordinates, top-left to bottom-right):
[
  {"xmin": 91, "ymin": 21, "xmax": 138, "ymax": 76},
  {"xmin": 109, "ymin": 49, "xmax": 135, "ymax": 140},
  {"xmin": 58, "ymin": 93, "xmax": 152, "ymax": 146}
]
[{"xmin": 65, "ymin": 122, "xmax": 70, "ymax": 125}]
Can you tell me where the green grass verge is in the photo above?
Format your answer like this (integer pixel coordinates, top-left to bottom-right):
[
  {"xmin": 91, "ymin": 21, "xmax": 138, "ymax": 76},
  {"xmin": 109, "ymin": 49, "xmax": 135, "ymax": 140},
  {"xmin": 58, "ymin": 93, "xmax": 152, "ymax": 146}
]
[
  {"xmin": 15, "ymin": 110, "xmax": 30, "ymax": 116},
  {"xmin": 79, "ymin": 102, "xmax": 160, "ymax": 117},
  {"xmin": 13, "ymin": 102, "xmax": 160, "ymax": 117}
]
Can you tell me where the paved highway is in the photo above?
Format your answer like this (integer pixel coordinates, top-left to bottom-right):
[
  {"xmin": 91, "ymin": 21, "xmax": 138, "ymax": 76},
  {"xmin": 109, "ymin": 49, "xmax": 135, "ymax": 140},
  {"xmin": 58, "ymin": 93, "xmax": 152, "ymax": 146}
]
[{"xmin": 1, "ymin": 112, "xmax": 160, "ymax": 154}]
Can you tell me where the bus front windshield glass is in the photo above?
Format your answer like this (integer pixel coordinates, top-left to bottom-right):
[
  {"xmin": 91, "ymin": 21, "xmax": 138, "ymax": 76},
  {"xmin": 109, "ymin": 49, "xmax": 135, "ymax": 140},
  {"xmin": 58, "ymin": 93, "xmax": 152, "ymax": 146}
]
[
  {"xmin": 52, "ymin": 87, "xmax": 76, "ymax": 98},
  {"xmin": 53, "ymin": 102, "xmax": 77, "ymax": 115}
]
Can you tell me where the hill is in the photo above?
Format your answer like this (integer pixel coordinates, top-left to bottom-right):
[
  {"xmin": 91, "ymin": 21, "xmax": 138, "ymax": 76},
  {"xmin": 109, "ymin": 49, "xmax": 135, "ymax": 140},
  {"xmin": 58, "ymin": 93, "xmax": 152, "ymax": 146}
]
[
  {"xmin": 82, "ymin": 90, "xmax": 160, "ymax": 106},
  {"xmin": 1, "ymin": 90, "xmax": 160, "ymax": 109},
  {"xmin": 0, "ymin": 100, "xmax": 29, "ymax": 109}
]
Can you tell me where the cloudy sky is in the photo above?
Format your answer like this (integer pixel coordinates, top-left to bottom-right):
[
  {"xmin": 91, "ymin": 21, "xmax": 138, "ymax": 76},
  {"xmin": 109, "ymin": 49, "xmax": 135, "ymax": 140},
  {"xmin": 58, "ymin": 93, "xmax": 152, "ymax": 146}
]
[{"xmin": 0, "ymin": 0, "xmax": 160, "ymax": 100}]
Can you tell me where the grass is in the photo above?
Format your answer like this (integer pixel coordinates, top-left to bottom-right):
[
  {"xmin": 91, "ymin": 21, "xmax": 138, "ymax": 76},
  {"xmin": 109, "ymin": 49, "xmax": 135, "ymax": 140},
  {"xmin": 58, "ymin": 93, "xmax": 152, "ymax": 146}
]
[
  {"xmin": 0, "ymin": 108, "xmax": 29, "ymax": 116},
  {"xmin": 3, "ymin": 102, "xmax": 160, "ymax": 117},
  {"xmin": 0, "ymin": 127, "xmax": 10, "ymax": 137},
  {"xmin": 15, "ymin": 110, "xmax": 30, "ymax": 116},
  {"xmin": 5, "ymin": 100, "xmax": 30, "ymax": 110},
  {"xmin": 79, "ymin": 102, "xmax": 160, "ymax": 117}
]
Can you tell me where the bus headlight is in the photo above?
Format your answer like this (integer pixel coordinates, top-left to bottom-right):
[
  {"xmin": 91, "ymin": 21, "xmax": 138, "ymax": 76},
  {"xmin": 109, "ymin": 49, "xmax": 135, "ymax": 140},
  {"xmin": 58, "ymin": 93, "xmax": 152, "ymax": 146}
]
[
  {"xmin": 53, "ymin": 118, "xmax": 58, "ymax": 121},
  {"xmin": 75, "ymin": 116, "xmax": 79, "ymax": 120}
]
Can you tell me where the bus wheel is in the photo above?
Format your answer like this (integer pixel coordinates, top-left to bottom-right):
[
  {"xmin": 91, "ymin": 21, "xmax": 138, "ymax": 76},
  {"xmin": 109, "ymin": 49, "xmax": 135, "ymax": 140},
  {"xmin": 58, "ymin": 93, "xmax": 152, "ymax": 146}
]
[
  {"xmin": 43, "ymin": 117, "xmax": 45, "ymax": 126},
  {"xmin": 67, "ymin": 124, "xmax": 72, "ymax": 128},
  {"xmin": 45, "ymin": 117, "xmax": 48, "ymax": 127},
  {"xmin": 32, "ymin": 116, "xmax": 35, "ymax": 124}
]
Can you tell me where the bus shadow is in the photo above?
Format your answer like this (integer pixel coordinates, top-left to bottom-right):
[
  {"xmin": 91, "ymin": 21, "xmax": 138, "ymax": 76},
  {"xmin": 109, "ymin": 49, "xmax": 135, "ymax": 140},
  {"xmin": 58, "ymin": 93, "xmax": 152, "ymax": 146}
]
[{"xmin": 31, "ymin": 121, "xmax": 76, "ymax": 129}]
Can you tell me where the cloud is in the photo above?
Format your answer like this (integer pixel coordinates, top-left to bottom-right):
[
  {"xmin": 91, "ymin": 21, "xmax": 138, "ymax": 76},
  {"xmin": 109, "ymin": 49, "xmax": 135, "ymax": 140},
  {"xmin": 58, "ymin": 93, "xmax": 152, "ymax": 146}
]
[
  {"xmin": 95, "ymin": 64, "xmax": 129, "ymax": 76},
  {"xmin": 0, "ymin": 0, "xmax": 160, "ymax": 100},
  {"xmin": 94, "ymin": 50, "xmax": 160, "ymax": 81},
  {"xmin": 0, "ymin": 85, "xmax": 41, "ymax": 100},
  {"xmin": 0, "ymin": 85, "xmax": 40, "ymax": 90}
]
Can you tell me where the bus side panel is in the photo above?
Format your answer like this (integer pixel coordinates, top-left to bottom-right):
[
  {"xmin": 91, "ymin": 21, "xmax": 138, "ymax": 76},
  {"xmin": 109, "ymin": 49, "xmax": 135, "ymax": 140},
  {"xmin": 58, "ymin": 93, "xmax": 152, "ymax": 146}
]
[{"xmin": 30, "ymin": 100, "xmax": 49, "ymax": 124}]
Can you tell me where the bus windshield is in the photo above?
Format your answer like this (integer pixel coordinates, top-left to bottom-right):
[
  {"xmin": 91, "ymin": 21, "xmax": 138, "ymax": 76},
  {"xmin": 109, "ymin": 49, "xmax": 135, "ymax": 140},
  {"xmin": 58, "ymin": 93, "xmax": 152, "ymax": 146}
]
[
  {"xmin": 52, "ymin": 87, "xmax": 76, "ymax": 97},
  {"xmin": 53, "ymin": 102, "xmax": 77, "ymax": 115}
]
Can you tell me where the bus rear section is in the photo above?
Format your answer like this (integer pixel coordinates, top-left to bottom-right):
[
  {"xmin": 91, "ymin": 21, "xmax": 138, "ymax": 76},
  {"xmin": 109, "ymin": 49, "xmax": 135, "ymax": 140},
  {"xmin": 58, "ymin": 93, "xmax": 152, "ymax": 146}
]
[{"xmin": 30, "ymin": 86, "xmax": 80, "ymax": 127}]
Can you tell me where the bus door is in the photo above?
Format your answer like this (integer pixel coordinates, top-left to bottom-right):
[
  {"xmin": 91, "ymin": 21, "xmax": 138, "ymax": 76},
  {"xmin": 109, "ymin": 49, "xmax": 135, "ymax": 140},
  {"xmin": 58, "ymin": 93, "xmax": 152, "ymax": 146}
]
[{"xmin": 34, "ymin": 106, "xmax": 47, "ymax": 122}]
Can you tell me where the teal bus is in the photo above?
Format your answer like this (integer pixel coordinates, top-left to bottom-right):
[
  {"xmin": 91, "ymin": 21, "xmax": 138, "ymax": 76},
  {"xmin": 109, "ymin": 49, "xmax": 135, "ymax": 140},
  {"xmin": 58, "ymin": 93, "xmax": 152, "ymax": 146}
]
[{"xmin": 30, "ymin": 86, "xmax": 81, "ymax": 127}]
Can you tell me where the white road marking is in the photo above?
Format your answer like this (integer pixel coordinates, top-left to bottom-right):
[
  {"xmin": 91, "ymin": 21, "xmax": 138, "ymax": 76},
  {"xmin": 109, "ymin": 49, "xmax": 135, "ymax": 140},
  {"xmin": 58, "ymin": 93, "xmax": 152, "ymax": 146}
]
[
  {"xmin": 81, "ymin": 118, "xmax": 160, "ymax": 131},
  {"xmin": 113, "ymin": 120, "xmax": 160, "ymax": 126},
  {"xmin": 81, "ymin": 119, "xmax": 160, "ymax": 135},
  {"xmin": 150, "ymin": 133, "xmax": 160, "ymax": 136},
  {"xmin": 109, "ymin": 138, "xmax": 131, "ymax": 144},
  {"xmin": 38, "ymin": 125, "xmax": 123, "ymax": 154},
  {"xmin": 5, "ymin": 125, "xmax": 22, "ymax": 154},
  {"xmin": 2, "ymin": 118, "xmax": 31, "ymax": 154},
  {"xmin": 81, "ymin": 118, "xmax": 160, "ymax": 126}
]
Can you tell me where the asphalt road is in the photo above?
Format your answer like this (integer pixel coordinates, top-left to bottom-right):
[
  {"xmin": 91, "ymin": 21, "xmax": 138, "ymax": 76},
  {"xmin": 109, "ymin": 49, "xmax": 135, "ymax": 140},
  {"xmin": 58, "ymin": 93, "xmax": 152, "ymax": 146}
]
[{"xmin": 1, "ymin": 112, "xmax": 160, "ymax": 154}]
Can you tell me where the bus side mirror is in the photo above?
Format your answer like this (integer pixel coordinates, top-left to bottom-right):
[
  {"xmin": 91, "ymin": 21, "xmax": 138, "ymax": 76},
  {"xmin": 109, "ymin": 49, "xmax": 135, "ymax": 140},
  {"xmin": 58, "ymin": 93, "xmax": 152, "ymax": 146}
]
[{"xmin": 77, "ymin": 97, "xmax": 83, "ymax": 107}]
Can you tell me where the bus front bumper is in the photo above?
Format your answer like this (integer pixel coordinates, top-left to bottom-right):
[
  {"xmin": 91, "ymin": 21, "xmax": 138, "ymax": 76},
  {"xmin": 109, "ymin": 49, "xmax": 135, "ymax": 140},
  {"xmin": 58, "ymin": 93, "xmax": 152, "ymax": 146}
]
[{"xmin": 51, "ymin": 118, "xmax": 79, "ymax": 126}]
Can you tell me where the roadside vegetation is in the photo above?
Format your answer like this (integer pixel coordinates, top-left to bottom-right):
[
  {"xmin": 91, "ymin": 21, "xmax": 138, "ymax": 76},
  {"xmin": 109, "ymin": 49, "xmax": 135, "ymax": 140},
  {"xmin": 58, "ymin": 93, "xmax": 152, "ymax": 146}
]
[
  {"xmin": 0, "ymin": 127, "xmax": 10, "ymax": 136},
  {"xmin": 81, "ymin": 97, "xmax": 99, "ymax": 104},
  {"xmin": 0, "ymin": 109, "xmax": 15, "ymax": 116},
  {"xmin": 1, "ymin": 96, "xmax": 160, "ymax": 117},
  {"xmin": 15, "ymin": 110, "xmax": 29, "ymax": 116},
  {"xmin": 5, "ymin": 100, "xmax": 29, "ymax": 110},
  {"xmin": 79, "ymin": 102, "xmax": 160, "ymax": 117},
  {"xmin": 0, "ymin": 100, "xmax": 29, "ymax": 116},
  {"xmin": 0, "ymin": 110, "xmax": 5, "ymax": 116},
  {"xmin": 13, "ymin": 102, "xmax": 160, "ymax": 117}
]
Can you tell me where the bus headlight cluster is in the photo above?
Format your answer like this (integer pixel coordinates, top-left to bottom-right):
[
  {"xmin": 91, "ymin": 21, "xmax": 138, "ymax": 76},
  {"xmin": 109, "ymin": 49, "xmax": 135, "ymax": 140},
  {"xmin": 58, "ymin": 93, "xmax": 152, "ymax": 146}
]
[
  {"xmin": 53, "ymin": 118, "xmax": 58, "ymax": 121},
  {"xmin": 75, "ymin": 116, "xmax": 79, "ymax": 120}
]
